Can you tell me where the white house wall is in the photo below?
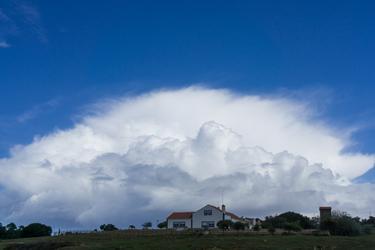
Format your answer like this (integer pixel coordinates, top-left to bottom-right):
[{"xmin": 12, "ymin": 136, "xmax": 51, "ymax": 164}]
[
  {"xmin": 192, "ymin": 205, "xmax": 224, "ymax": 229},
  {"xmin": 167, "ymin": 218, "xmax": 192, "ymax": 229}
]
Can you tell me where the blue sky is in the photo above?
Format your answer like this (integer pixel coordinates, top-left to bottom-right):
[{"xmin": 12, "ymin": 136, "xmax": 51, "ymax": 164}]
[
  {"xmin": 1, "ymin": 0, "xmax": 375, "ymax": 158},
  {"xmin": 1, "ymin": 1, "xmax": 375, "ymax": 227}
]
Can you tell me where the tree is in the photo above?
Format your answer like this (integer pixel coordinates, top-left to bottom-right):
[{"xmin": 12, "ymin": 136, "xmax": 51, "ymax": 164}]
[
  {"xmin": 262, "ymin": 216, "xmax": 287, "ymax": 229},
  {"xmin": 277, "ymin": 211, "xmax": 315, "ymax": 229},
  {"xmin": 217, "ymin": 220, "xmax": 233, "ymax": 230},
  {"xmin": 262, "ymin": 211, "xmax": 316, "ymax": 230},
  {"xmin": 0, "ymin": 223, "xmax": 6, "ymax": 238},
  {"xmin": 361, "ymin": 216, "xmax": 375, "ymax": 225},
  {"xmin": 128, "ymin": 225, "xmax": 136, "ymax": 229},
  {"xmin": 253, "ymin": 224, "xmax": 260, "ymax": 231},
  {"xmin": 6, "ymin": 223, "xmax": 17, "ymax": 231},
  {"xmin": 232, "ymin": 221, "xmax": 245, "ymax": 231},
  {"xmin": 5, "ymin": 222, "xmax": 20, "ymax": 239},
  {"xmin": 21, "ymin": 223, "xmax": 52, "ymax": 238},
  {"xmin": 157, "ymin": 221, "xmax": 167, "ymax": 229},
  {"xmin": 99, "ymin": 224, "xmax": 118, "ymax": 231},
  {"xmin": 142, "ymin": 222, "xmax": 152, "ymax": 229}
]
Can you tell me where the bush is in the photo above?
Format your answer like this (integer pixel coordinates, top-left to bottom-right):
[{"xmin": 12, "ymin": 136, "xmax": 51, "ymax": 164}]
[
  {"xmin": 263, "ymin": 211, "xmax": 316, "ymax": 230},
  {"xmin": 283, "ymin": 222, "xmax": 302, "ymax": 232},
  {"xmin": 217, "ymin": 220, "xmax": 233, "ymax": 230},
  {"xmin": 268, "ymin": 227, "xmax": 276, "ymax": 234},
  {"xmin": 278, "ymin": 211, "xmax": 316, "ymax": 229},
  {"xmin": 99, "ymin": 224, "xmax": 118, "ymax": 231},
  {"xmin": 320, "ymin": 211, "xmax": 361, "ymax": 236},
  {"xmin": 262, "ymin": 216, "xmax": 287, "ymax": 229},
  {"xmin": 21, "ymin": 223, "xmax": 52, "ymax": 238},
  {"xmin": 232, "ymin": 221, "xmax": 245, "ymax": 231},
  {"xmin": 157, "ymin": 221, "xmax": 167, "ymax": 229},
  {"xmin": 362, "ymin": 224, "xmax": 373, "ymax": 235},
  {"xmin": 142, "ymin": 222, "xmax": 152, "ymax": 229}
]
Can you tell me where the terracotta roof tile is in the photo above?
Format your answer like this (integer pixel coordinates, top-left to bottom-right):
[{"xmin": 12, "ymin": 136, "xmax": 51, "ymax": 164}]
[{"xmin": 167, "ymin": 212, "xmax": 193, "ymax": 220}]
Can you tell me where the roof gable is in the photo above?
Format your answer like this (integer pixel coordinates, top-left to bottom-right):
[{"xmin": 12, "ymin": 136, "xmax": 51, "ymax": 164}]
[{"xmin": 198, "ymin": 204, "xmax": 222, "ymax": 212}]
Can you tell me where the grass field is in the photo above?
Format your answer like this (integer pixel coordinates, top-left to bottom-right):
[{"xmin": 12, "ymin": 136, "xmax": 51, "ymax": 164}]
[{"xmin": 0, "ymin": 231, "xmax": 374, "ymax": 250}]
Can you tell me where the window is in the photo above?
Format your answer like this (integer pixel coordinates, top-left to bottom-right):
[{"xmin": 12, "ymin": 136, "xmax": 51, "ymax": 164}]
[
  {"xmin": 173, "ymin": 221, "xmax": 186, "ymax": 228},
  {"xmin": 204, "ymin": 209, "xmax": 212, "ymax": 216},
  {"xmin": 201, "ymin": 221, "xmax": 215, "ymax": 228}
]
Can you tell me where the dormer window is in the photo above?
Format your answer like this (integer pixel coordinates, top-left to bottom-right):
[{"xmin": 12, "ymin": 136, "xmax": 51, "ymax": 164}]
[{"xmin": 204, "ymin": 209, "xmax": 212, "ymax": 216}]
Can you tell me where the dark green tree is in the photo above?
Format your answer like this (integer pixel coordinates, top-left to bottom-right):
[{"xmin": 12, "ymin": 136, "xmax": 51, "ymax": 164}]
[
  {"xmin": 5, "ymin": 222, "xmax": 20, "ymax": 238},
  {"xmin": 157, "ymin": 221, "xmax": 167, "ymax": 229},
  {"xmin": 217, "ymin": 220, "xmax": 233, "ymax": 230},
  {"xmin": 142, "ymin": 222, "xmax": 152, "ymax": 229},
  {"xmin": 21, "ymin": 223, "xmax": 52, "ymax": 238},
  {"xmin": 99, "ymin": 224, "xmax": 118, "ymax": 231},
  {"xmin": 232, "ymin": 221, "xmax": 245, "ymax": 231},
  {"xmin": 262, "ymin": 211, "xmax": 316, "ymax": 230},
  {"xmin": 283, "ymin": 222, "xmax": 302, "ymax": 232},
  {"xmin": 0, "ymin": 223, "xmax": 6, "ymax": 238}
]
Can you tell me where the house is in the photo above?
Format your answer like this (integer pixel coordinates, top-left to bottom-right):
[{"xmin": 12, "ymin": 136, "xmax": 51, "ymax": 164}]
[
  {"xmin": 167, "ymin": 204, "xmax": 242, "ymax": 229},
  {"xmin": 242, "ymin": 217, "xmax": 262, "ymax": 229}
]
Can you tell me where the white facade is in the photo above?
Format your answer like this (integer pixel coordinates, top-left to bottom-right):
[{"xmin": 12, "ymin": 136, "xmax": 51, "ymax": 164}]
[
  {"xmin": 167, "ymin": 218, "xmax": 192, "ymax": 229},
  {"xmin": 167, "ymin": 204, "xmax": 242, "ymax": 229},
  {"xmin": 192, "ymin": 205, "xmax": 224, "ymax": 229}
]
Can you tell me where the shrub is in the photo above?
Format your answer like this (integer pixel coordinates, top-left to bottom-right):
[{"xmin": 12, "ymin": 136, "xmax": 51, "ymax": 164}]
[
  {"xmin": 362, "ymin": 224, "xmax": 373, "ymax": 235},
  {"xmin": 320, "ymin": 211, "xmax": 361, "ymax": 236},
  {"xmin": 99, "ymin": 224, "xmax": 118, "ymax": 231},
  {"xmin": 157, "ymin": 221, "xmax": 167, "ymax": 229},
  {"xmin": 283, "ymin": 222, "xmax": 302, "ymax": 232},
  {"xmin": 142, "ymin": 222, "xmax": 152, "ymax": 229},
  {"xmin": 217, "ymin": 220, "xmax": 233, "ymax": 230},
  {"xmin": 268, "ymin": 227, "xmax": 276, "ymax": 235},
  {"xmin": 263, "ymin": 211, "xmax": 316, "ymax": 230},
  {"xmin": 232, "ymin": 221, "xmax": 245, "ymax": 231},
  {"xmin": 262, "ymin": 216, "xmax": 287, "ymax": 229}
]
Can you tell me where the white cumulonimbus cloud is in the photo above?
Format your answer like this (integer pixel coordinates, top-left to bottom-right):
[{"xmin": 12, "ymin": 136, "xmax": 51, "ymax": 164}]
[{"xmin": 0, "ymin": 87, "xmax": 374, "ymax": 228}]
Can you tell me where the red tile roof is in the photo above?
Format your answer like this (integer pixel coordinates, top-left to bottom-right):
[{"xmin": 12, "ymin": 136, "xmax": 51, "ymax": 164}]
[
  {"xmin": 167, "ymin": 212, "xmax": 193, "ymax": 220},
  {"xmin": 167, "ymin": 205, "xmax": 242, "ymax": 221}
]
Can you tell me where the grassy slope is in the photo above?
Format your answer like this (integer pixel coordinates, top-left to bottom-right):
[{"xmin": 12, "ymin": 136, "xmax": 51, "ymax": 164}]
[{"xmin": 0, "ymin": 232, "xmax": 375, "ymax": 250}]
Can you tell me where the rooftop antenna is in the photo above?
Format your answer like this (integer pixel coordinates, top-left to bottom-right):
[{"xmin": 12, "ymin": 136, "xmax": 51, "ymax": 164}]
[{"xmin": 221, "ymin": 187, "xmax": 224, "ymax": 205}]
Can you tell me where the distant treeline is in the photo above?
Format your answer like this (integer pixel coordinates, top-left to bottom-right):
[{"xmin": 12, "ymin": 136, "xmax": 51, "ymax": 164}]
[
  {"xmin": 261, "ymin": 211, "xmax": 375, "ymax": 236},
  {"xmin": 2, "ymin": 211, "xmax": 374, "ymax": 239},
  {"xmin": 0, "ymin": 222, "xmax": 52, "ymax": 239},
  {"xmin": 99, "ymin": 211, "xmax": 375, "ymax": 237}
]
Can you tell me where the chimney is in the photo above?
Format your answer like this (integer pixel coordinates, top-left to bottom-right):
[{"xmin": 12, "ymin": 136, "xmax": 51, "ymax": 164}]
[
  {"xmin": 319, "ymin": 206, "xmax": 332, "ymax": 223},
  {"xmin": 221, "ymin": 204, "xmax": 226, "ymax": 213}
]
